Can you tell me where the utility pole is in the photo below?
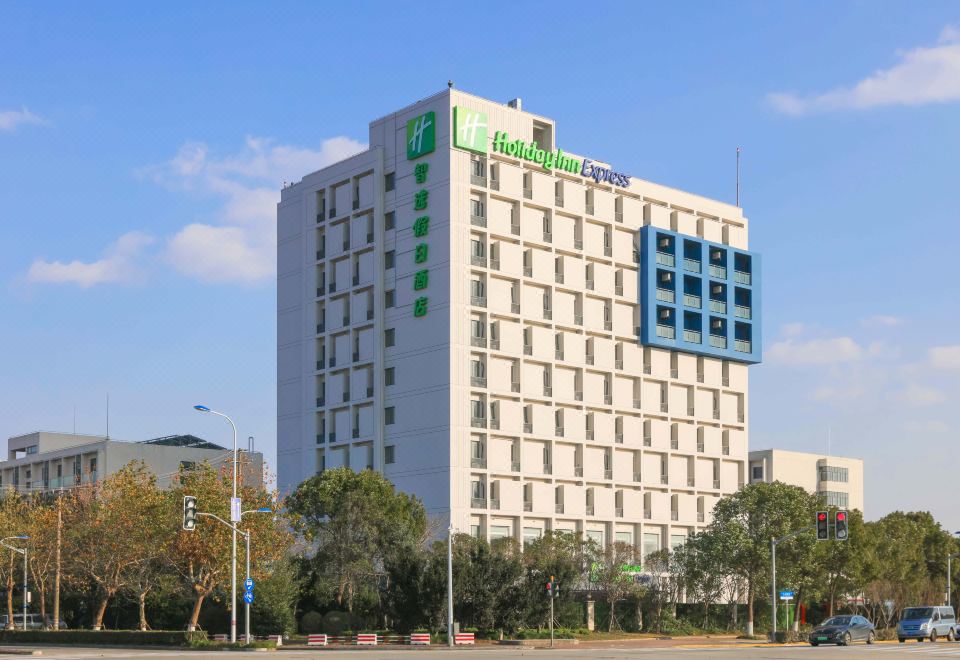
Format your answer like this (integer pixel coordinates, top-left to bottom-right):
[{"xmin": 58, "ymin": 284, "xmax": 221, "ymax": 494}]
[
  {"xmin": 550, "ymin": 582, "xmax": 555, "ymax": 649},
  {"xmin": 53, "ymin": 496, "xmax": 62, "ymax": 630},
  {"xmin": 447, "ymin": 524, "xmax": 454, "ymax": 647},
  {"xmin": 770, "ymin": 525, "xmax": 815, "ymax": 640}
]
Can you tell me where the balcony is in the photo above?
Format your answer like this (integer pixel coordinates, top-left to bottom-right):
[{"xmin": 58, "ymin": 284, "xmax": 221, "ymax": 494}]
[
  {"xmin": 470, "ymin": 215, "xmax": 487, "ymax": 228},
  {"xmin": 585, "ymin": 505, "xmax": 595, "ymax": 516},
  {"xmin": 615, "ymin": 211, "xmax": 623, "ymax": 223},
  {"xmin": 697, "ymin": 442, "xmax": 705, "ymax": 453},
  {"xmin": 523, "ymin": 266, "xmax": 533, "ymax": 277},
  {"xmin": 722, "ymin": 376, "xmax": 730, "ymax": 387},
  {"xmin": 586, "ymin": 430, "xmax": 594, "ymax": 440},
  {"xmin": 471, "ymin": 417, "xmax": 486, "ymax": 429},
  {"xmin": 735, "ymin": 339, "xmax": 752, "ymax": 353},
  {"xmin": 471, "ymin": 254, "xmax": 487, "ymax": 267},
  {"xmin": 684, "ymin": 294, "xmax": 701, "ymax": 309},
  {"xmin": 524, "ymin": 501, "xmax": 533, "ymax": 512},
  {"xmin": 574, "ymin": 239, "xmax": 583, "ymax": 250},
  {"xmin": 660, "ymin": 402, "xmax": 669, "ymax": 413},
  {"xmin": 615, "ymin": 359, "xmax": 623, "ymax": 369},
  {"xmin": 315, "ymin": 397, "xmax": 325, "ymax": 407},
  {"xmin": 686, "ymin": 406, "xmax": 695, "ymax": 417},
  {"xmin": 643, "ymin": 436, "xmax": 652, "ymax": 447},
  {"xmin": 604, "ymin": 246, "xmax": 612, "ymax": 257},
  {"xmin": 555, "ymin": 350, "xmax": 564, "ymax": 360},
  {"xmin": 734, "ymin": 270, "xmax": 752, "ymax": 285},
  {"xmin": 471, "ymin": 336, "xmax": 486, "ymax": 348},
  {"xmin": 644, "ymin": 509, "xmax": 652, "ymax": 519},
  {"xmin": 366, "ymin": 309, "xmax": 374, "ymax": 320},
  {"xmin": 512, "ymin": 461, "xmax": 521, "ymax": 472},
  {"xmin": 471, "ymin": 174, "xmax": 487, "ymax": 187},
  {"xmin": 342, "ymin": 391, "xmax": 351, "ymax": 402},
  {"xmin": 585, "ymin": 279, "xmax": 594, "ymax": 290},
  {"xmin": 697, "ymin": 372, "xmax": 704, "ymax": 383},
  {"xmin": 543, "ymin": 232, "xmax": 552, "ymax": 243},
  {"xmin": 555, "ymin": 195, "xmax": 564, "ymax": 207},
  {"xmin": 317, "ymin": 208, "xmax": 325, "ymax": 223},
  {"xmin": 523, "ymin": 422, "xmax": 533, "ymax": 433},
  {"xmin": 585, "ymin": 203, "xmax": 594, "ymax": 215},
  {"xmin": 366, "ymin": 232, "xmax": 373, "ymax": 243},
  {"xmin": 709, "ymin": 300, "xmax": 727, "ymax": 314},
  {"xmin": 523, "ymin": 345, "xmax": 532, "ymax": 356},
  {"xmin": 352, "ymin": 351, "xmax": 360, "ymax": 362},
  {"xmin": 660, "ymin": 475, "xmax": 669, "ymax": 485},
  {"xmin": 616, "ymin": 433, "xmax": 624, "ymax": 443},
  {"xmin": 671, "ymin": 511, "xmax": 679, "ymax": 521},
  {"xmin": 574, "ymin": 314, "xmax": 583, "ymax": 325},
  {"xmin": 683, "ymin": 329, "xmax": 702, "ymax": 344},
  {"xmin": 471, "ymin": 498, "xmax": 486, "ymax": 509},
  {"xmin": 574, "ymin": 465, "xmax": 583, "ymax": 477},
  {"xmin": 491, "ymin": 500, "xmax": 501, "ymax": 510},
  {"xmin": 328, "ymin": 432, "xmax": 337, "ymax": 443},
  {"xmin": 555, "ymin": 272, "xmax": 563, "ymax": 284},
  {"xmin": 616, "ymin": 507, "xmax": 624, "ymax": 518},
  {"xmin": 329, "ymin": 282, "xmax": 337, "ymax": 293},
  {"xmin": 604, "ymin": 321, "xmax": 612, "ymax": 331},
  {"xmin": 574, "ymin": 391, "xmax": 583, "ymax": 401},
  {"xmin": 511, "ymin": 381, "xmax": 520, "ymax": 393},
  {"xmin": 687, "ymin": 477, "xmax": 695, "ymax": 487},
  {"xmin": 604, "ymin": 469, "xmax": 612, "ymax": 480},
  {"xmin": 352, "ymin": 199, "xmax": 360, "ymax": 210},
  {"xmin": 684, "ymin": 258, "xmax": 701, "ymax": 273},
  {"xmin": 329, "ymin": 207, "xmax": 337, "ymax": 218},
  {"xmin": 523, "ymin": 187, "xmax": 532, "ymax": 199},
  {"xmin": 633, "ymin": 399, "xmax": 641, "ymax": 409},
  {"xmin": 585, "ymin": 354, "xmax": 594, "ymax": 365},
  {"xmin": 734, "ymin": 305, "xmax": 752, "ymax": 319},
  {"xmin": 544, "ymin": 386, "xmax": 553, "ymax": 397},
  {"xmin": 328, "ymin": 357, "xmax": 336, "ymax": 368},
  {"xmin": 634, "ymin": 472, "xmax": 642, "ymax": 482},
  {"xmin": 671, "ymin": 439, "xmax": 679, "ymax": 450},
  {"xmin": 490, "ymin": 418, "xmax": 500, "ymax": 430},
  {"xmin": 366, "ymin": 386, "xmax": 374, "ymax": 398},
  {"xmin": 543, "ymin": 463, "xmax": 552, "ymax": 475},
  {"xmin": 471, "ymin": 377, "xmax": 487, "ymax": 388},
  {"xmin": 490, "ymin": 259, "xmax": 500, "ymax": 271},
  {"xmin": 722, "ymin": 444, "xmax": 730, "ymax": 456},
  {"xmin": 604, "ymin": 395, "xmax": 612, "ymax": 405},
  {"xmin": 643, "ymin": 364, "xmax": 652, "ymax": 374},
  {"xmin": 316, "ymin": 249, "xmax": 325, "ymax": 260},
  {"xmin": 656, "ymin": 325, "xmax": 676, "ymax": 339},
  {"xmin": 709, "ymin": 335, "xmax": 727, "ymax": 349},
  {"xmin": 352, "ymin": 428, "xmax": 360, "ymax": 439},
  {"xmin": 471, "ymin": 296, "xmax": 487, "ymax": 308},
  {"xmin": 490, "ymin": 339, "xmax": 500, "ymax": 350},
  {"xmin": 555, "ymin": 503, "xmax": 564, "ymax": 514},
  {"xmin": 554, "ymin": 426, "xmax": 563, "ymax": 437},
  {"xmin": 511, "ymin": 302, "xmax": 521, "ymax": 314},
  {"xmin": 709, "ymin": 265, "xmax": 727, "ymax": 279},
  {"xmin": 697, "ymin": 512, "xmax": 705, "ymax": 522},
  {"xmin": 510, "ymin": 222, "xmax": 520, "ymax": 235},
  {"xmin": 342, "ymin": 239, "xmax": 350, "ymax": 251},
  {"xmin": 615, "ymin": 285, "xmax": 623, "ymax": 296},
  {"xmin": 543, "ymin": 308, "xmax": 552, "ymax": 320},
  {"xmin": 656, "ymin": 252, "xmax": 675, "ymax": 267},
  {"xmin": 738, "ymin": 412, "xmax": 745, "ymax": 423},
  {"xmin": 712, "ymin": 409, "xmax": 721, "ymax": 420},
  {"xmin": 713, "ymin": 479, "xmax": 720, "ymax": 489}
]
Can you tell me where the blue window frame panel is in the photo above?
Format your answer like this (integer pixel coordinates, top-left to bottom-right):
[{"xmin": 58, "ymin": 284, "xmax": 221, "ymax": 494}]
[{"xmin": 639, "ymin": 226, "xmax": 761, "ymax": 364}]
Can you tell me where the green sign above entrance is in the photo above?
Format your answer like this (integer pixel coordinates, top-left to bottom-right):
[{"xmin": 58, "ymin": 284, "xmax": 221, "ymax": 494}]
[
  {"xmin": 406, "ymin": 111, "xmax": 435, "ymax": 160},
  {"xmin": 453, "ymin": 106, "xmax": 488, "ymax": 154}
]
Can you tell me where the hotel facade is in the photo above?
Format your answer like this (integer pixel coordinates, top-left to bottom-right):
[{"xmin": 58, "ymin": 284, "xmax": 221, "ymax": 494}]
[{"xmin": 277, "ymin": 89, "xmax": 761, "ymax": 555}]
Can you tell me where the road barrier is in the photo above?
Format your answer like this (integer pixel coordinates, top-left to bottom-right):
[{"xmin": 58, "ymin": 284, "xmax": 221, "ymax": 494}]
[
  {"xmin": 212, "ymin": 634, "xmax": 228, "ymax": 642},
  {"xmin": 265, "ymin": 634, "xmax": 283, "ymax": 646},
  {"xmin": 355, "ymin": 633, "xmax": 378, "ymax": 646},
  {"xmin": 409, "ymin": 633, "xmax": 431, "ymax": 645},
  {"xmin": 454, "ymin": 632, "xmax": 475, "ymax": 645},
  {"xmin": 307, "ymin": 634, "xmax": 328, "ymax": 646}
]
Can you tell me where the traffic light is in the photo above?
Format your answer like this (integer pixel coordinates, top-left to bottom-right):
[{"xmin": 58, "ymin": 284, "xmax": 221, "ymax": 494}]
[
  {"xmin": 835, "ymin": 510, "xmax": 848, "ymax": 541},
  {"xmin": 182, "ymin": 495, "xmax": 197, "ymax": 531},
  {"xmin": 816, "ymin": 511, "xmax": 829, "ymax": 541},
  {"xmin": 545, "ymin": 575, "xmax": 555, "ymax": 598}
]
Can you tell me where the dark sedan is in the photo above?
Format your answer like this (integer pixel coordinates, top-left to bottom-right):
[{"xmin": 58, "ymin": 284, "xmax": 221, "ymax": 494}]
[{"xmin": 809, "ymin": 615, "xmax": 876, "ymax": 646}]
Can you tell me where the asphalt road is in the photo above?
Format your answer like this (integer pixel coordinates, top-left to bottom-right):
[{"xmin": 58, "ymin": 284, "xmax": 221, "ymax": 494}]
[{"xmin": 11, "ymin": 641, "xmax": 960, "ymax": 659}]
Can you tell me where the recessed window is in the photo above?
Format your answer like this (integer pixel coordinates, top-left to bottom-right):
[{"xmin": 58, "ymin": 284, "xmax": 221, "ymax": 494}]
[
  {"xmin": 385, "ymin": 250, "xmax": 395, "ymax": 269},
  {"xmin": 385, "ymin": 367, "xmax": 395, "ymax": 386},
  {"xmin": 384, "ymin": 406, "xmax": 395, "ymax": 425},
  {"xmin": 385, "ymin": 211, "xmax": 395, "ymax": 230},
  {"xmin": 384, "ymin": 172, "xmax": 395, "ymax": 191},
  {"xmin": 384, "ymin": 445, "xmax": 396, "ymax": 464},
  {"xmin": 385, "ymin": 290, "xmax": 395, "ymax": 308},
  {"xmin": 385, "ymin": 328, "xmax": 396, "ymax": 347}
]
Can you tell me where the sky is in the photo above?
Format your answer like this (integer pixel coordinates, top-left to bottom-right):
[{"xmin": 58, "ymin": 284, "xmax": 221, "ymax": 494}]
[{"xmin": 1, "ymin": 2, "xmax": 958, "ymax": 528}]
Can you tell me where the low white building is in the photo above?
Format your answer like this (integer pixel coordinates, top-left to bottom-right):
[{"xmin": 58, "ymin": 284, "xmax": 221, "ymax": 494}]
[
  {"xmin": 748, "ymin": 448, "xmax": 864, "ymax": 513},
  {"xmin": 1, "ymin": 431, "xmax": 263, "ymax": 494}
]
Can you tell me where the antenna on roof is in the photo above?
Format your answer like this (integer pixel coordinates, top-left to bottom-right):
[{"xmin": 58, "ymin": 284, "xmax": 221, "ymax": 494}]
[
  {"xmin": 248, "ymin": 436, "xmax": 254, "ymax": 452},
  {"xmin": 735, "ymin": 147, "xmax": 742, "ymax": 207},
  {"xmin": 106, "ymin": 393, "xmax": 110, "ymax": 440}
]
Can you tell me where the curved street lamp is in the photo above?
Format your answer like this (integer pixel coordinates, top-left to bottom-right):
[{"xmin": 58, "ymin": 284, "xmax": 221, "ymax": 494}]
[{"xmin": 0, "ymin": 536, "xmax": 29, "ymax": 630}]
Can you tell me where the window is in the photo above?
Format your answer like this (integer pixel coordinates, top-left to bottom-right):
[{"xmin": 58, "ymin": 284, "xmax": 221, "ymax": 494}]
[
  {"xmin": 385, "ymin": 328, "xmax": 396, "ymax": 347},
  {"xmin": 385, "ymin": 211, "xmax": 395, "ymax": 230},
  {"xmin": 523, "ymin": 527, "xmax": 541, "ymax": 547},
  {"xmin": 179, "ymin": 461, "xmax": 196, "ymax": 472},
  {"xmin": 615, "ymin": 531, "xmax": 633, "ymax": 545},
  {"xmin": 751, "ymin": 465, "xmax": 763, "ymax": 481},
  {"xmin": 385, "ymin": 367, "xmax": 395, "ymax": 386},
  {"xmin": 384, "ymin": 446, "xmax": 396, "ymax": 464},
  {"xmin": 489, "ymin": 525, "xmax": 511, "ymax": 540},
  {"xmin": 471, "ymin": 319, "xmax": 485, "ymax": 340},
  {"xmin": 470, "ymin": 197, "xmax": 485, "ymax": 218},
  {"xmin": 670, "ymin": 534, "xmax": 687, "ymax": 550},
  {"xmin": 471, "ymin": 480, "xmax": 485, "ymax": 499},
  {"xmin": 470, "ymin": 524, "xmax": 481, "ymax": 538},
  {"xmin": 586, "ymin": 530, "xmax": 603, "ymax": 546},
  {"xmin": 643, "ymin": 533, "xmax": 660, "ymax": 561},
  {"xmin": 384, "ymin": 406, "xmax": 395, "ymax": 425},
  {"xmin": 25, "ymin": 445, "xmax": 38, "ymax": 455},
  {"xmin": 385, "ymin": 250, "xmax": 395, "ymax": 269},
  {"xmin": 820, "ymin": 490, "xmax": 849, "ymax": 508},
  {"xmin": 384, "ymin": 172, "xmax": 395, "ymax": 191},
  {"xmin": 818, "ymin": 466, "xmax": 849, "ymax": 483},
  {"xmin": 385, "ymin": 289, "xmax": 395, "ymax": 308}
]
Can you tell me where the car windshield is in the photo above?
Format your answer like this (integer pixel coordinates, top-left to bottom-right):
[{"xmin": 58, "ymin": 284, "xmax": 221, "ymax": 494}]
[
  {"xmin": 822, "ymin": 616, "xmax": 852, "ymax": 626},
  {"xmin": 903, "ymin": 608, "xmax": 934, "ymax": 619}
]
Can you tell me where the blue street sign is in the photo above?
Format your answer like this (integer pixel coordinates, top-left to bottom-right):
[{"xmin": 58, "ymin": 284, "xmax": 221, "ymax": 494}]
[
  {"xmin": 244, "ymin": 578, "xmax": 254, "ymax": 591},
  {"xmin": 779, "ymin": 590, "xmax": 795, "ymax": 600},
  {"xmin": 243, "ymin": 591, "xmax": 254, "ymax": 604}
]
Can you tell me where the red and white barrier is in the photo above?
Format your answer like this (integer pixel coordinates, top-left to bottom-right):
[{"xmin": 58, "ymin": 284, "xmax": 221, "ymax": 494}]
[
  {"xmin": 212, "ymin": 634, "xmax": 228, "ymax": 642},
  {"xmin": 454, "ymin": 632, "xmax": 475, "ymax": 645},
  {"xmin": 409, "ymin": 633, "xmax": 431, "ymax": 645},
  {"xmin": 307, "ymin": 634, "xmax": 328, "ymax": 646},
  {"xmin": 266, "ymin": 634, "xmax": 283, "ymax": 646},
  {"xmin": 355, "ymin": 633, "xmax": 378, "ymax": 646}
]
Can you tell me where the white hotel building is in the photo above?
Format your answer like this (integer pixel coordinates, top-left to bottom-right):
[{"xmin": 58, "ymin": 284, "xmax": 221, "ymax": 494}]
[{"xmin": 277, "ymin": 88, "xmax": 761, "ymax": 554}]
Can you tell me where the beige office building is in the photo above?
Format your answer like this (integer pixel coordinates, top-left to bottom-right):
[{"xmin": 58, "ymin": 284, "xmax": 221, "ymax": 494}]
[
  {"xmin": 748, "ymin": 449, "xmax": 864, "ymax": 513},
  {"xmin": 278, "ymin": 88, "xmax": 762, "ymax": 553}
]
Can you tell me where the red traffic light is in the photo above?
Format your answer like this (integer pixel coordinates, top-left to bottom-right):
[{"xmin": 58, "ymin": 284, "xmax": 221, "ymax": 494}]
[
  {"xmin": 818, "ymin": 512, "xmax": 827, "ymax": 521},
  {"xmin": 836, "ymin": 512, "xmax": 846, "ymax": 521}
]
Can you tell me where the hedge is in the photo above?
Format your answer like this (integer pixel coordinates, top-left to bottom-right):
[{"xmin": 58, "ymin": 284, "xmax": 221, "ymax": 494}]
[{"xmin": 0, "ymin": 630, "xmax": 208, "ymax": 646}]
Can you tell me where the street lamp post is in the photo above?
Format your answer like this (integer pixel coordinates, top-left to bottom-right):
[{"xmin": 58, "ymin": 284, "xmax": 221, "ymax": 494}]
[
  {"xmin": 947, "ymin": 532, "xmax": 960, "ymax": 608},
  {"xmin": 194, "ymin": 405, "xmax": 239, "ymax": 643},
  {"xmin": 447, "ymin": 523, "xmax": 454, "ymax": 648},
  {"xmin": 770, "ymin": 525, "xmax": 815, "ymax": 640},
  {"xmin": 0, "ymin": 536, "xmax": 29, "ymax": 631}
]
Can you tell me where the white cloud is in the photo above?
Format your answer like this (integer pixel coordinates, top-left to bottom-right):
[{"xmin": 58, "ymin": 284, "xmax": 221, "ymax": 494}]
[
  {"xmin": 894, "ymin": 383, "xmax": 947, "ymax": 407},
  {"xmin": 861, "ymin": 315, "xmax": 903, "ymax": 328},
  {"xmin": 145, "ymin": 135, "xmax": 366, "ymax": 284},
  {"xmin": 781, "ymin": 322, "xmax": 806, "ymax": 337},
  {"xmin": 26, "ymin": 232, "xmax": 154, "ymax": 287},
  {"xmin": 928, "ymin": 345, "xmax": 960, "ymax": 369},
  {"xmin": 902, "ymin": 420, "xmax": 950, "ymax": 434},
  {"xmin": 766, "ymin": 336, "xmax": 869, "ymax": 366},
  {"xmin": 768, "ymin": 26, "xmax": 960, "ymax": 115},
  {"xmin": 0, "ymin": 107, "xmax": 46, "ymax": 132}
]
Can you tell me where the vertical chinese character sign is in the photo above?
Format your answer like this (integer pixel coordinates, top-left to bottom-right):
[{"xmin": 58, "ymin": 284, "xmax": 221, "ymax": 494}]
[{"xmin": 406, "ymin": 111, "xmax": 434, "ymax": 317}]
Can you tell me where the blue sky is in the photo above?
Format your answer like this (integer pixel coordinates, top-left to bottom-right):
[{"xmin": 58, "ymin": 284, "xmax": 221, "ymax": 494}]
[{"xmin": 2, "ymin": 2, "xmax": 958, "ymax": 527}]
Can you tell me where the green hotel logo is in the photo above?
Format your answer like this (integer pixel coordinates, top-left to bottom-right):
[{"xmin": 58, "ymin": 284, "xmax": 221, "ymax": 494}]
[
  {"xmin": 453, "ymin": 106, "xmax": 488, "ymax": 153},
  {"xmin": 406, "ymin": 111, "xmax": 435, "ymax": 160}
]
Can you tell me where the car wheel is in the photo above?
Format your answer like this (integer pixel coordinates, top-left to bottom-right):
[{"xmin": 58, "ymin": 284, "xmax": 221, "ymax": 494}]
[
  {"xmin": 931, "ymin": 630, "xmax": 938, "ymax": 643},
  {"xmin": 810, "ymin": 642, "xmax": 818, "ymax": 647},
  {"xmin": 867, "ymin": 632, "xmax": 875, "ymax": 645},
  {"xmin": 899, "ymin": 638, "xmax": 905, "ymax": 643},
  {"xmin": 842, "ymin": 632, "xmax": 852, "ymax": 646},
  {"xmin": 948, "ymin": 629, "xmax": 956, "ymax": 642}
]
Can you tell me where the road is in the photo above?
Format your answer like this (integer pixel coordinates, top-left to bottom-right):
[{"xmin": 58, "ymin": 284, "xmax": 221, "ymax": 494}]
[{"xmin": 10, "ymin": 641, "xmax": 960, "ymax": 659}]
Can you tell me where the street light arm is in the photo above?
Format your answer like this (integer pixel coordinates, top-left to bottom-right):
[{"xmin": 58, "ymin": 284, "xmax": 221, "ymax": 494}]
[
  {"xmin": 0, "ymin": 541, "xmax": 25, "ymax": 556},
  {"xmin": 196, "ymin": 511, "xmax": 249, "ymax": 540},
  {"xmin": 773, "ymin": 524, "xmax": 817, "ymax": 547}
]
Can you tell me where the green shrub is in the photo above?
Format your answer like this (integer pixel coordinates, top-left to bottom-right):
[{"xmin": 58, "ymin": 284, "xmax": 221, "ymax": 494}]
[
  {"xmin": 299, "ymin": 610, "xmax": 323, "ymax": 634},
  {"xmin": 513, "ymin": 627, "xmax": 576, "ymax": 639},
  {"xmin": 321, "ymin": 611, "xmax": 352, "ymax": 635},
  {"xmin": 0, "ymin": 630, "xmax": 207, "ymax": 646}
]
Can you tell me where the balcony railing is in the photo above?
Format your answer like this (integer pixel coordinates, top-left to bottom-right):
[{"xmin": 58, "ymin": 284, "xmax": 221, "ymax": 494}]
[
  {"xmin": 687, "ymin": 477, "xmax": 696, "ymax": 487},
  {"xmin": 491, "ymin": 500, "xmax": 501, "ymax": 510},
  {"xmin": 722, "ymin": 376, "xmax": 730, "ymax": 386},
  {"xmin": 586, "ymin": 430, "xmax": 594, "ymax": 440},
  {"xmin": 554, "ymin": 426, "xmax": 563, "ymax": 437},
  {"xmin": 510, "ymin": 223, "xmax": 520, "ymax": 235},
  {"xmin": 660, "ymin": 475, "xmax": 669, "ymax": 485},
  {"xmin": 511, "ymin": 302, "xmax": 520, "ymax": 313},
  {"xmin": 683, "ymin": 329, "xmax": 702, "ymax": 344},
  {"xmin": 471, "ymin": 498, "xmax": 486, "ymax": 509},
  {"xmin": 656, "ymin": 325, "xmax": 676, "ymax": 339},
  {"xmin": 585, "ymin": 279, "xmax": 594, "ymax": 290},
  {"xmin": 684, "ymin": 258, "xmax": 701, "ymax": 273},
  {"xmin": 585, "ymin": 505, "xmax": 595, "ymax": 516},
  {"xmin": 585, "ymin": 203, "xmax": 594, "ymax": 215},
  {"xmin": 697, "ymin": 442, "xmax": 705, "ymax": 453},
  {"xmin": 709, "ymin": 300, "xmax": 727, "ymax": 314},
  {"xmin": 604, "ymin": 395, "xmax": 612, "ymax": 405},
  {"xmin": 574, "ymin": 314, "xmax": 583, "ymax": 325},
  {"xmin": 574, "ymin": 465, "xmax": 583, "ymax": 477},
  {"xmin": 471, "ymin": 174, "xmax": 487, "ymax": 187},
  {"xmin": 616, "ymin": 507, "xmax": 624, "ymax": 518},
  {"xmin": 543, "ymin": 232, "xmax": 552, "ymax": 243},
  {"xmin": 604, "ymin": 320, "xmax": 612, "ymax": 331},
  {"xmin": 713, "ymin": 479, "xmax": 721, "ymax": 489},
  {"xmin": 512, "ymin": 461, "xmax": 521, "ymax": 472},
  {"xmin": 555, "ymin": 350, "xmax": 564, "ymax": 360},
  {"xmin": 734, "ymin": 305, "xmax": 752, "ymax": 319},
  {"xmin": 735, "ymin": 339, "xmax": 752, "ymax": 353},
  {"xmin": 490, "ymin": 418, "xmax": 500, "ymax": 430},
  {"xmin": 697, "ymin": 372, "xmax": 704, "ymax": 383},
  {"xmin": 471, "ymin": 377, "xmax": 487, "ymax": 388},
  {"xmin": 523, "ymin": 422, "xmax": 532, "ymax": 433},
  {"xmin": 615, "ymin": 285, "xmax": 623, "ymax": 296},
  {"xmin": 555, "ymin": 503, "xmax": 564, "ymax": 514},
  {"xmin": 660, "ymin": 402, "xmax": 669, "ymax": 413},
  {"xmin": 511, "ymin": 381, "xmax": 520, "ymax": 393},
  {"xmin": 574, "ymin": 239, "xmax": 583, "ymax": 250},
  {"xmin": 471, "ymin": 417, "xmax": 486, "ymax": 429},
  {"xmin": 523, "ymin": 345, "xmax": 532, "ymax": 355},
  {"xmin": 697, "ymin": 512, "xmax": 705, "ymax": 522},
  {"xmin": 574, "ymin": 391, "xmax": 583, "ymax": 401},
  {"xmin": 684, "ymin": 294, "xmax": 701, "ymax": 308},
  {"xmin": 585, "ymin": 354, "xmax": 594, "ymax": 365},
  {"xmin": 709, "ymin": 335, "xmax": 727, "ymax": 349},
  {"xmin": 643, "ymin": 436, "xmax": 652, "ymax": 447},
  {"xmin": 604, "ymin": 246, "xmax": 612, "ymax": 257},
  {"xmin": 543, "ymin": 308, "xmax": 552, "ymax": 320},
  {"xmin": 523, "ymin": 501, "xmax": 532, "ymax": 512},
  {"xmin": 544, "ymin": 386, "xmax": 553, "ymax": 397},
  {"xmin": 523, "ymin": 187, "xmax": 532, "ymax": 199},
  {"xmin": 722, "ymin": 444, "xmax": 730, "ymax": 456},
  {"xmin": 471, "ymin": 255, "xmax": 487, "ymax": 267},
  {"xmin": 523, "ymin": 266, "xmax": 532, "ymax": 277},
  {"xmin": 656, "ymin": 288, "xmax": 675, "ymax": 303},
  {"xmin": 709, "ymin": 265, "xmax": 727, "ymax": 279},
  {"xmin": 713, "ymin": 409, "xmax": 721, "ymax": 420},
  {"xmin": 615, "ymin": 211, "xmax": 623, "ymax": 223},
  {"xmin": 633, "ymin": 399, "xmax": 641, "ymax": 409},
  {"xmin": 555, "ymin": 195, "xmax": 564, "ymax": 207},
  {"xmin": 734, "ymin": 270, "xmax": 752, "ymax": 285},
  {"xmin": 687, "ymin": 406, "xmax": 695, "ymax": 417},
  {"xmin": 471, "ymin": 336, "xmax": 486, "ymax": 348},
  {"xmin": 671, "ymin": 511, "xmax": 679, "ymax": 521},
  {"xmin": 656, "ymin": 252, "xmax": 676, "ymax": 267},
  {"xmin": 604, "ymin": 469, "xmax": 612, "ymax": 480},
  {"xmin": 490, "ymin": 259, "xmax": 500, "ymax": 271},
  {"xmin": 543, "ymin": 463, "xmax": 552, "ymax": 475},
  {"xmin": 490, "ymin": 339, "xmax": 499, "ymax": 350},
  {"xmin": 644, "ymin": 509, "xmax": 652, "ymax": 519},
  {"xmin": 555, "ymin": 272, "xmax": 563, "ymax": 284},
  {"xmin": 671, "ymin": 439, "xmax": 679, "ymax": 450},
  {"xmin": 615, "ymin": 359, "xmax": 623, "ymax": 369},
  {"xmin": 470, "ymin": 215, "xmax": 487, "ymax": 228},
  {"xmin": 471, "ymin": 296, "xmax": 487, "ymax": 307},
  {"xmin": 615, "ymin": 432, "xmax": 623, "ymax": 443}
]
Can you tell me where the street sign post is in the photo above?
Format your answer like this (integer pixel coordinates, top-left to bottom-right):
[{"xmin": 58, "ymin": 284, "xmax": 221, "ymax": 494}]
[
  {"xmin": 244, "ymin": 578, "xmax": 254, "ymax": 591},
  {"xmin": 230, "ymin": 498, "xmax": 242, "ymax": 523},
  {"xmin": 779, "ymin": 590, "xmax": 794, "ymax": 601},
  {"xmin": 243, "ymin": 591, "xmax": 254, "ymax": 604}
]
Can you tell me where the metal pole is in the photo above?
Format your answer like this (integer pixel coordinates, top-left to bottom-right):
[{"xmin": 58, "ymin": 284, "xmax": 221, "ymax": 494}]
[
  {"xmin": 447, "ymin": 525, "xmax": 453, "ymax": 647},
  {"xmin": 245, "ymin": 532, "xmax": 251, "ymax": 644},
  {"xmin": 53, "ymin": 498, "xmax": 61, "ymax": 630},
  {"xmin": 230, "ymin": 420, "xmax": 237, "ymax": 644},
  {"xmin": 22, "ymin": 548, "xmax": 27, "ymax": 631},
  {"xmin": 771, "ymin": 538, "xmax": 776, "ymax": 639},
  {"xmin": 549, "ymin": 591, "xmax": 554, "ymax": 648},
  {"xmin": 949, "ymin": 554, "xmax": 953, "ymax": 608}
]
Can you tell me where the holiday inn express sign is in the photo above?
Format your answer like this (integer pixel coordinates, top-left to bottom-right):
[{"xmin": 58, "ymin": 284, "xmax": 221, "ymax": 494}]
[{"xmin": 453, "ymin": 105, "xmax": 632, "ymax": 188}]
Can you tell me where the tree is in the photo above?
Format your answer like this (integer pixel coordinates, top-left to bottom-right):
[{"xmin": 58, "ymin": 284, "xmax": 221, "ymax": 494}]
[
  {"xmin": 449, "ymin": 535, "xmax": 524, "ymax": 633},
  {"xmin": 591, "ymin": 541, "xmax": 642, "ymax": 632},
  {"xmin": 0, "ymin": 492, "xmax": 27, "ymax": 629},
  {"xmin": 707, "ymin": 481, "xmax": 818, "ymax": 636},
  {"xmin": 287, "ymin": 468, "xmax": 426, "ymax": 614},
  {"xmin": 519, "ymin": 531, "xmax": 591, "ymax": 629},
  {"xmin": 673, "ymin": 531, "xmax": 732, "ymax": 629},
  {"xmin": 24, "ymin": 501, "xmax": 58, "ymax": 625}
]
